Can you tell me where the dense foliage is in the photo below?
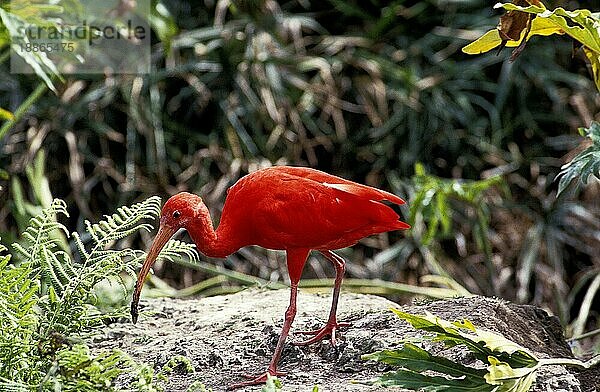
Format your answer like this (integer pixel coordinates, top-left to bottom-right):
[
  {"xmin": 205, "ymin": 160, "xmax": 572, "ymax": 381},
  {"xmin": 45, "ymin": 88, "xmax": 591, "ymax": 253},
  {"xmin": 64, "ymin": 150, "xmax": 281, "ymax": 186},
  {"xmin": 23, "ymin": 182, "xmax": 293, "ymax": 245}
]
[
  {"xmin": 363, "ymin": 310, "xmax": 600, "ymax": 391},
  {"xmin": 1, "ymin": 0, "xmax": 599, "ymax": 376},
  {"xmin": 0, "ymin": 198, "xmax": 167, "ymax": 390}
]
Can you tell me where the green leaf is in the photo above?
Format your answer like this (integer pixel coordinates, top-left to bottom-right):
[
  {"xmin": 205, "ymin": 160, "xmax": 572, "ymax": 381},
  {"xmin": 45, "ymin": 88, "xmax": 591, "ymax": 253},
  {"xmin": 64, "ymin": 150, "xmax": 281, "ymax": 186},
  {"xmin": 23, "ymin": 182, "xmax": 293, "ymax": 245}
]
[
  {"xmin": 48, "ymin": 285, "xmax": 58, "ymax": 303},
  {"xmin": 391, "ymin": 310, "xmax": 539, "ymax": 367},
  {"xmin": 495, "ymin": 4, "xmax": 600, "ymax": 54},
  {"xmin": 410, "ymin": 163, "xmax": 501, "ymax": 244},
  {"xmin": 584, "ymin": 46, "xmax": 600, "ymax": 91},
  {"xmin": 363, "ymin": 311, "xmax": 548, "ymax": 391},
  {"xmin": 462, "ymin": 17, "xmax": 564, "ymax": 55},
  {"xmin": 155, "ymin": 239, "xmax": 199, "ymax": 265},
  {"xmin": 84, "ymin": 196, "xmax": 162, "ymax": 254},
  {"xmin": 366, "ymin": 368, "xmax": 493, "ymax": 391},
  {"xmin": 557, "ymin": 122, "xmax": 600, "ymax": 196},
  {"xmin": 0, "ymin": 8, "xmax": 59, "ymax": 92},
  {"xmin": 462, "ymin": 29, "xmax": 503, "ymax": 55},
  {"xmin": 26, "ymin": 149, "xmax": 54, "ymax": 209},
  {"xmin": 485, "ymin": 357, "xmax": 537, "ymax": 392},
  {"xmin": 463, "ymin": 3, "xmax": 600, "ymax": 91},
  {"xmin": 0, "ymin": 379, "xmax": 30, "ymax": 392},
  {"xmin": 363, "ymin": 343, "xmax": 487, "ymax": 379},
  {"xmin": 2, "ymin": 196, "xmax": 167, "ymax": 389}
]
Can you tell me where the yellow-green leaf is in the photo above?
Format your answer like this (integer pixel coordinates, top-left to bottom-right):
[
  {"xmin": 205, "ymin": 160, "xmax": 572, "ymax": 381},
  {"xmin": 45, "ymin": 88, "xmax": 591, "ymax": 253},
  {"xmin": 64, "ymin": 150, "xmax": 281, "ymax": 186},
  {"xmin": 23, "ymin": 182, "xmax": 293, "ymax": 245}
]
[
  {"xmin": 48, "ymin": 285, "xmax": 58, "ymax": 303},
  {"xmin": 462, "ymin": 29, "xmax": 504, "ymax": 54},
  {"xmin": 584, "ymin": 47, "xmax": 600, "ymax": 91},
  {"xmin": 462, "ymin": 18, "xmax": 564, "ymax": 55},
  {"xmin": 473, "ymin": 329, "xmax": 534, "ymax": 356},
  {"xmin": 453, "ymin": 318, "xmax": 477, "ymax": 332},
  {"xmin": 495, "ymin": 3, "xmax": 600, "ymax": 54},
  {"xmin": 485, "ymin": 356, "xmax": 537, "ymax": 391},
  {"xmin": 0, "ymin": 107, "xmax": 14, "ymax": 121},
  {"xmin": 391, "ymin": 309, "xmax": 538, "ymax": 361},
  {"xmin": 527, "ymin": 16, "xmax": 565, "ymax": 37}
]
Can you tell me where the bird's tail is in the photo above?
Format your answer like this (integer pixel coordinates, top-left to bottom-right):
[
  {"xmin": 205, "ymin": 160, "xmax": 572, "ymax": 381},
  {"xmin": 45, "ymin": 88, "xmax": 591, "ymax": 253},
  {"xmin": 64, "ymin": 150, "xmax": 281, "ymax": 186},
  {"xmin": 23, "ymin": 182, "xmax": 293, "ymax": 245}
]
[{"xmin": 369, "ymin": 200, "xmax": 411, "ymax": 230}]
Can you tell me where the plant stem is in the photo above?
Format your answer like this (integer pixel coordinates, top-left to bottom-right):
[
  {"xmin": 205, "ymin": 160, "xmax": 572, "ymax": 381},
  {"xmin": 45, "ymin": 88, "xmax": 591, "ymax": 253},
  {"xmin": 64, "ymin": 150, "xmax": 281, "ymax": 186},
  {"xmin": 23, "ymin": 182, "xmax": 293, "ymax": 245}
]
[
  {"xmin": 569, "ymin": 327, "xmax": 600, "ymax": 342},
  {"xmin": 172, "ymin": 275, "xmax": 228, "ymax": 297},
  {"xmin": 0, "ymin": 82, "xmax": 49, "ymax": 141},
  {"xmin": 420, "ymin": 274, "xmax": 472, "ymax": 296},
  {"xmin": 299, "ymin": 278, "xmax": 460, "ymax": 298},
  {"xmin": 174, "ymin": 258, "xmax": 284, "ymax": 288},
  {"xmin": 171, "ymin": 257, "xmax": 461, "ymax": 299},
  {"xmin": 418, "ymin": 245, "xmax": 451, "ymax": 279},
  {"xmin": 572, "ymin": 273, "xmax": 600, "ymax": 337},
  {"xmin": 167, "ymin": 280, "xmax": 459, "ymax": 299},
  {"xmin": 539, "ymin": 355, "xmax": 600, "ymax": 369}
]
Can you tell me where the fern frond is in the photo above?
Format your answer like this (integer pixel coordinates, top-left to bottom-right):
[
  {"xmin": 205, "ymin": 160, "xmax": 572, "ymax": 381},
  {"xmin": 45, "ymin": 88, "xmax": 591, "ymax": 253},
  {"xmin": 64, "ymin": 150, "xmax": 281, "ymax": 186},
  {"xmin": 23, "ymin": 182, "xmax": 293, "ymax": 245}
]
[
  {"xmin": 0, "ymin": 251, "xmax": 8, "ymax": 268},
  {"xmin": 85, "ymin": 196, "xmax": 161, "ymax": 257},
  {"xmin": 0, "ymin": 244, "xmax": 40, "ymax": 381},
  {"xmin": 46, "ymin": 197, "xmax": 161, "ymax": 306},
  {"xmin": 12, "ymin": 199, "xmax": 69, "ymax": 261},
  {"xmin": 2, "ymin": 198, "xmax": 168, "ymax": 389},
  {"xmin": 66, "ymin": 249, "xmax": 144, "ymax": 299},
  {"xmin": 156, "ymin": 239, "xmax": 199, "ymax": 264},
  {"xmin": 0, "ymin": 378, "xmax": 29, "ymax": 392},
  {"xmin": 72, "ymin": 232, "xmax": 90, "ymax": 263},
  {"xmin": 50, "ymin": 344, "xmax": 159, "ymax": 392},
  {"xmin": 0, "ymin": 258, "xmax": 38, "ymax": 329},
  {"xmin": 40, "ymin": 246, "xmax": 72, "ymax": 296},
  {"xmin": 557, "ymin": 122, "xmax": 600, "ymax": 196}
]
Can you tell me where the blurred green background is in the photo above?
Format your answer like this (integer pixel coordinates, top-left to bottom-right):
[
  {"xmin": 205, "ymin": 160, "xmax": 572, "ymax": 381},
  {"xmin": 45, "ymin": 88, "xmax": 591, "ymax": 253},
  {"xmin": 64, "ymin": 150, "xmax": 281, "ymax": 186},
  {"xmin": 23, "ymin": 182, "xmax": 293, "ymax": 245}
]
[{"xmin": 1, "ymin": 0, "xmax": 599, "ymax": 353}]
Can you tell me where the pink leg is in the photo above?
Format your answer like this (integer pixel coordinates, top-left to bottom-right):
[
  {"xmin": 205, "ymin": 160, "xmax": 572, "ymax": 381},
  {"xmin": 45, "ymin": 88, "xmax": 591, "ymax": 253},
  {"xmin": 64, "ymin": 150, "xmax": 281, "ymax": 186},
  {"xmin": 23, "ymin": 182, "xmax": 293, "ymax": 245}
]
[
  {"xmin": 228, "ymin": 249, "xmax": 308, "ymax": 390},
  {"xmin": 294, "ymin": 250, "xmax": 349, "ymax": 346}
]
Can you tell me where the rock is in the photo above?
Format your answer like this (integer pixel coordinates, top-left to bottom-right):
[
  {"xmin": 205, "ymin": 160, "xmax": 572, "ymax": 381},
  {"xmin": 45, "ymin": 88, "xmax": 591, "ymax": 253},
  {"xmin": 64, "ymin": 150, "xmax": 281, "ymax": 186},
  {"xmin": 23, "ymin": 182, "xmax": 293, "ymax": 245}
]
[{"xmin": 92, "ymin": 289, "xmax": 599, "ymax": 391}]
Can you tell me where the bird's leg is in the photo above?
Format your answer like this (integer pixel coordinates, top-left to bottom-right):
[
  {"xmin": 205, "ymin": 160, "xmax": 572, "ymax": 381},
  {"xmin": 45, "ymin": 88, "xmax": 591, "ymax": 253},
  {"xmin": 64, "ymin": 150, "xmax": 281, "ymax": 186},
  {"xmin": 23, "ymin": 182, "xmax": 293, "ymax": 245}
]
[
  {"xmin": 294, "ymin": 250, "xmax": 350, "ymax": 347},
  {"xmin": 227, "ymin": 283, "xmax": 297, "ymax": 389},
  {"xmin": 228, "ymin": 249, "xmax": 308, "ymax": 390}
]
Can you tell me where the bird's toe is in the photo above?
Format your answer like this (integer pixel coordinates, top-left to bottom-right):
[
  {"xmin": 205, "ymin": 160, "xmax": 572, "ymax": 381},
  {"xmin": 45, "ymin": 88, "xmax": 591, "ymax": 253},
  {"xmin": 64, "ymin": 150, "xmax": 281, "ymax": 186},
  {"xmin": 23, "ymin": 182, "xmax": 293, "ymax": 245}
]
[
  {"xmin": 228, "ymin": 370, "xmax": 284, "ymax": 390},
  {"xmin": 293, "ymin": 321, "xmax": 350, "ymax": 346}
]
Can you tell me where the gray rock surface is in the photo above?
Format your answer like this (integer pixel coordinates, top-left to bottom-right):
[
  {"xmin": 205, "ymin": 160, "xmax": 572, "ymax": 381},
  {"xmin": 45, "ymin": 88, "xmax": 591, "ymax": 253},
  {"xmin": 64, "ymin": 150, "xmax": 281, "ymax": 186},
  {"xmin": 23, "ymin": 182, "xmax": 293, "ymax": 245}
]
[{"xmin": 92, "ymin": 289, "xmax": 598, "ymax": 391}]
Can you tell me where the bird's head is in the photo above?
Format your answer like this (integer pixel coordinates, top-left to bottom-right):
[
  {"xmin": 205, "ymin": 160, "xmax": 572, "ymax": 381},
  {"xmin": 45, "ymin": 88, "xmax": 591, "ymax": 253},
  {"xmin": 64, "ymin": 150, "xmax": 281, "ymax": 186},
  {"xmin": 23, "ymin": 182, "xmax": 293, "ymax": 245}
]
[
  {"xmin": 160, "ymin": 192, "xmax": 203, "ymax": 231},
  {"xmin": 131, "ymin": 192, "xmax": 203, "ymax": 323}
]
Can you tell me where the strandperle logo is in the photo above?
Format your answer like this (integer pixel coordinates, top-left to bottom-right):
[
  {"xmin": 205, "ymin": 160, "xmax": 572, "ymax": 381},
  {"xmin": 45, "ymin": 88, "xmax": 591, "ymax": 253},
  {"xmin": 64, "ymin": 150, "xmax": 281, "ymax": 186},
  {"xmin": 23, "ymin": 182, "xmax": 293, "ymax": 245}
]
[
  {"xmin": 9, "ymin": 0, "xmax": 151, "ymax": 74},
  {"xmin": 20, "ymin": 20, "xmax": 147, "ymax": 46}
]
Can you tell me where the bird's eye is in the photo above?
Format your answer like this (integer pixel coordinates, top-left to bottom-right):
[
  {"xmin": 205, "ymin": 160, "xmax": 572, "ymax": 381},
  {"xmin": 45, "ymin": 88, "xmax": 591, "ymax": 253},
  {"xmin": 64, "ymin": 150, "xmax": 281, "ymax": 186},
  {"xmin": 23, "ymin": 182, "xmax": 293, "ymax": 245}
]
[{"xmin": 172, "ymin": 210, "xmax": 181, "ymax": 219}]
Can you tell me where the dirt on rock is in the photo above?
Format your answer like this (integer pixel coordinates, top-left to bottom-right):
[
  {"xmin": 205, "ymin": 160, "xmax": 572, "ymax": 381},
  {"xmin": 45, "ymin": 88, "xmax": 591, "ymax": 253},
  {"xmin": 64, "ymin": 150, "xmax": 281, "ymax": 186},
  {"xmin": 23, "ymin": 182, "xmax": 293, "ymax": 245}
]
[{"xmin": 92, "ymin": 289, "xmax": 598, "ymax": 392}]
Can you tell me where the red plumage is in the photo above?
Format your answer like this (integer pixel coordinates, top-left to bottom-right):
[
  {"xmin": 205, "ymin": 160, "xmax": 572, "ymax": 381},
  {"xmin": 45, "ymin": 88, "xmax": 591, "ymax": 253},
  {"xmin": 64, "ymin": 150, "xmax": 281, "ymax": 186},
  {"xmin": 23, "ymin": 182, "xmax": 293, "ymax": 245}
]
[
  {"xmin": 131, "ymin": 166, "xmax": 409, "ymax": 389},
  {"xmin": 218, "ymin": 166, "xmax": 408, "ymax": 250}
]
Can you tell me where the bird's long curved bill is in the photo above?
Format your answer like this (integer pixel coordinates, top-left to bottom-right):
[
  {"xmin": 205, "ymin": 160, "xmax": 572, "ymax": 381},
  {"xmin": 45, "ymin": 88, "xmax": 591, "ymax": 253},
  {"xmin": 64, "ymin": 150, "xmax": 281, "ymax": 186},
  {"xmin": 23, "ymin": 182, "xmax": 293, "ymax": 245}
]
[{"xmin": 131, "ymin": 225, "xmax": 175, "ymax": 324}]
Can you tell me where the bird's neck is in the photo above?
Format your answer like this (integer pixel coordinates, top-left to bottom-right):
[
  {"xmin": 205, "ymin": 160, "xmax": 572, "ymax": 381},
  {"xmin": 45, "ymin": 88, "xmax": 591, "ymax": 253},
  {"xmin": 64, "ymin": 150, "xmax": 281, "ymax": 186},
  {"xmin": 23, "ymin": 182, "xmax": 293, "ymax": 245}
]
[{"xmin": 186, "ymin": 207, "xmax": 240, "ymax": 258}]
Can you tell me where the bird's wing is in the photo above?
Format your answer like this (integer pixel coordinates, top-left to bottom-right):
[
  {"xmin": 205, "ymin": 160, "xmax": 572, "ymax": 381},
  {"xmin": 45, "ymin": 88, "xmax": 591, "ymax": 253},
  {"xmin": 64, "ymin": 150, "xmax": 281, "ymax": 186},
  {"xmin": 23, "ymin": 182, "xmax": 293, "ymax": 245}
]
[
  {"xmin": 231, "ymin": 168, "xmax": 407, "ymax": 249},
  {"xmin": 267, "ymin": 166, "xmax": 405, "ymax": 205}
]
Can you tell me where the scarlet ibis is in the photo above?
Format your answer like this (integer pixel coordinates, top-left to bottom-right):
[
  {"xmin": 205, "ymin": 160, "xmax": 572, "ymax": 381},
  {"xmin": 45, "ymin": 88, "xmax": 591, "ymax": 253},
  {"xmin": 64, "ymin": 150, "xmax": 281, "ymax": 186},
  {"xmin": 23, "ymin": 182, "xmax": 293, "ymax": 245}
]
[{"xmin": 131, "ymin": 166, "xmax": 409, "ymax": 388}]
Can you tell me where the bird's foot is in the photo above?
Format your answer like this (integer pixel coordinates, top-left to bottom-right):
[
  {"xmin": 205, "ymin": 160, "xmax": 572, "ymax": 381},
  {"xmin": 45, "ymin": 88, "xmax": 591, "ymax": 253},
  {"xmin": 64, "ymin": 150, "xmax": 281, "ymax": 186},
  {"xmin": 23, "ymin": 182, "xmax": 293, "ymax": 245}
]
[
  {"xmin": 293, "ymin": 321, "xmax": 351, "ymax": 346},
  {"xmin": 227, "ymin": 369, "xmax": 285, "ymax": 390}
]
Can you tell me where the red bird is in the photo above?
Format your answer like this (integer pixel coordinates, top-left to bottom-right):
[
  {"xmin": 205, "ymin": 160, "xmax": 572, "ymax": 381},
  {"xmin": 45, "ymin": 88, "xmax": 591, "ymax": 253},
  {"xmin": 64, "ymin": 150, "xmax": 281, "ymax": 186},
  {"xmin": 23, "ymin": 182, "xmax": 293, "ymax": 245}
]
[{"xmin": 131, "ymin": 166, "xmax": 409, "ymax": 388}]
